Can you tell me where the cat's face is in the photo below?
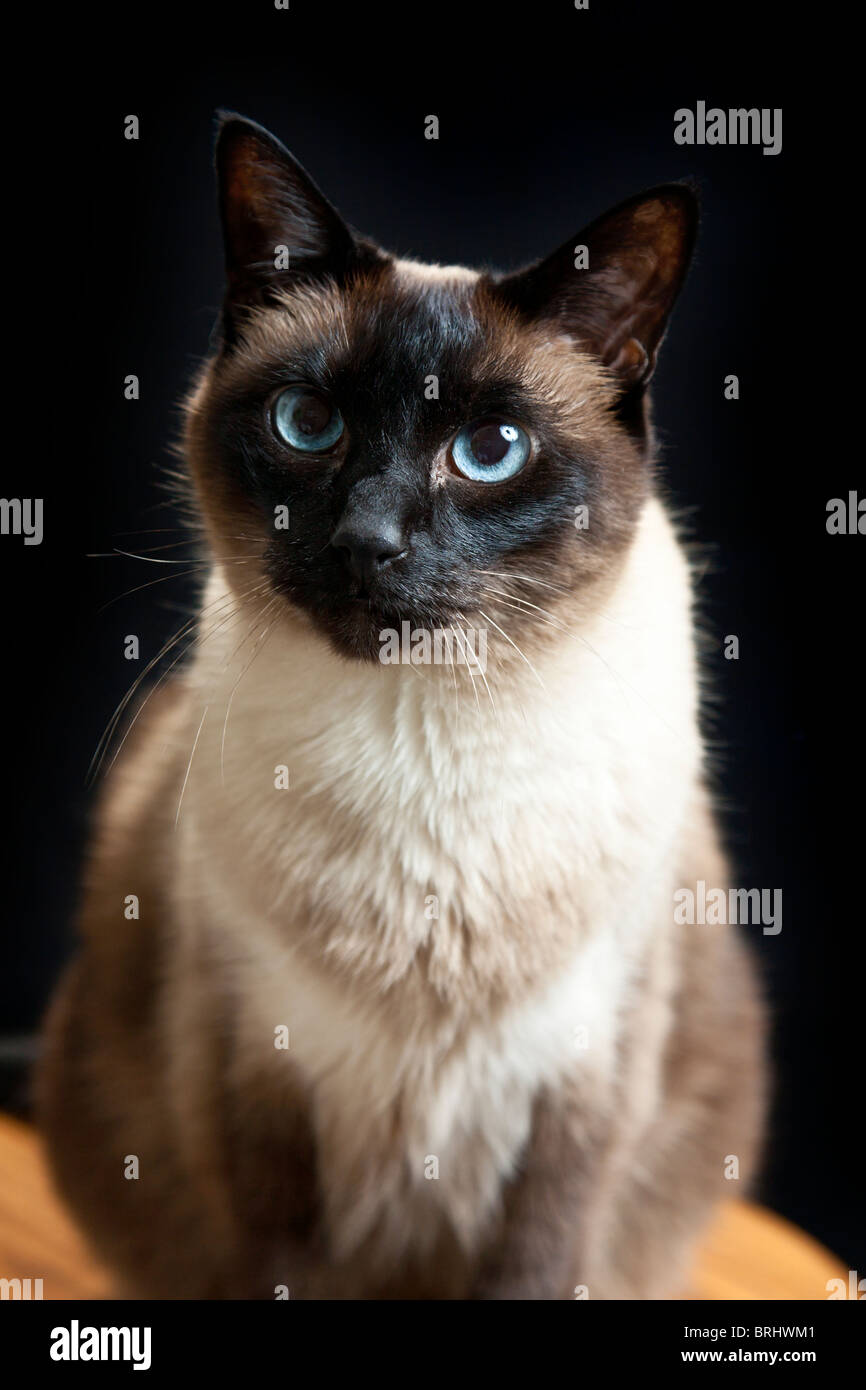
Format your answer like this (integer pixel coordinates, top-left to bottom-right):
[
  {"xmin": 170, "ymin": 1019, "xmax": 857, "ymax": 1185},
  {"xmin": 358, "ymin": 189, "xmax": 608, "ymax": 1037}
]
[{"xmin": 186, "ymin": 115, "xmax": 696, "ymax": 663}]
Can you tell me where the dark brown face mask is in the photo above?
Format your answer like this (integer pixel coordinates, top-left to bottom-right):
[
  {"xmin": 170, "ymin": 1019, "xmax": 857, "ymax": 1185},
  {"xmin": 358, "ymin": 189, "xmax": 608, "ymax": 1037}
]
[{"xmin": 193, "ymin": 113, "xmax": 697, "ymax": 660}]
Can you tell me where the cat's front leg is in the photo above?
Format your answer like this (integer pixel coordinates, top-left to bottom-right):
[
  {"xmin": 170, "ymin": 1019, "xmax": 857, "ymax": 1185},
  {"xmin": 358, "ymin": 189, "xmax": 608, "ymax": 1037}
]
[{"xmin": 470, "ymin": 1084, "xmax": 606, "ymax": 1300}]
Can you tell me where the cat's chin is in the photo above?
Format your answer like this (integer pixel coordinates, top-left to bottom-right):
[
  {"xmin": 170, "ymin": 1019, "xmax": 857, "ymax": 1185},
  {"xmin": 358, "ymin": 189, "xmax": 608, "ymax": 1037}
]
[{"xmin": 293, "ymin": 594, "xmax": 446, "ymax": 665}]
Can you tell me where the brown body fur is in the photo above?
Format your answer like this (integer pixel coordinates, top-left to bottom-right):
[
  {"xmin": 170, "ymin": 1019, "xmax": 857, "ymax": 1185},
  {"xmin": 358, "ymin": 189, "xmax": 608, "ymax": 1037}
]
[{"xmin": 38, "ymin": 682, "xmax": 764, "ymax": 1299}]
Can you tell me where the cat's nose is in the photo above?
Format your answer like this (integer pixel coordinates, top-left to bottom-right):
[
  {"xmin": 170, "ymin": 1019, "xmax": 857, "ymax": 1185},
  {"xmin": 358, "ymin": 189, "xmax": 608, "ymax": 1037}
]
[{"xmin": 330, "ymin": 519, "xmax": 408, "ymax": 587}]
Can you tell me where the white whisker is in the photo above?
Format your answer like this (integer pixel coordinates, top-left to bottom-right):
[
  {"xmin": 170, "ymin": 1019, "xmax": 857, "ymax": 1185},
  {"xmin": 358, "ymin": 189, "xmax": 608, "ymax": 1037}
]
[
  {"xmin": 477, "ymin": 608, "xmax": 546, "ymax": 691},
  {"xmin": 175, "ymin": 706, "xmax": 209, "ymax": 827}
]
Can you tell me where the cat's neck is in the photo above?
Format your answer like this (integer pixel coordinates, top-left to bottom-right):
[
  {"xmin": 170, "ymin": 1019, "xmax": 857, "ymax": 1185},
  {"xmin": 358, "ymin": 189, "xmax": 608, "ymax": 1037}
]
[{"xmin": 185, "ymin": 496, "xmax": 699, "ymax": 826}]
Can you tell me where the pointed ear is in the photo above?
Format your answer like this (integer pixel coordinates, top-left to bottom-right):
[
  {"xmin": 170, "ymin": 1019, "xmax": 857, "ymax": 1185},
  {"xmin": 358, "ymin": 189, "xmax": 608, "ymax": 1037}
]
[
  {"xmin": 496, "ymin": 185, "xmax": 698, "ymax": 394},
  {"xmin": 214, "ymin": 113, "xmax": 358, "ymax": 331}
]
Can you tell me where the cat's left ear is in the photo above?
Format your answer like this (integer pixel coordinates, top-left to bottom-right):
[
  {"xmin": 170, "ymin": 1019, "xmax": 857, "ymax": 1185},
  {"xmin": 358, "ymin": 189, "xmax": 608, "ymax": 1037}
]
[
  {"xmin": 215, "ymin": 113, "xmax": 360, "ymax": 335},
  {"xmin": 496, "ymin": 185, "xmax": 697, "ymax": 396}
]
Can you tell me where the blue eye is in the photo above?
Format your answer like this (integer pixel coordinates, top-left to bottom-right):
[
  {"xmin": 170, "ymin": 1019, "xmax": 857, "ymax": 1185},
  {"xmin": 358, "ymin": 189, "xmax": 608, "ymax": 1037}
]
[
  {"xmin": 272, "ymin": 386, "xmax": 344, "ymax": 452},
  {"xmin": 449, "ymin": 418, "xmax": 530, "ymax": 482}
]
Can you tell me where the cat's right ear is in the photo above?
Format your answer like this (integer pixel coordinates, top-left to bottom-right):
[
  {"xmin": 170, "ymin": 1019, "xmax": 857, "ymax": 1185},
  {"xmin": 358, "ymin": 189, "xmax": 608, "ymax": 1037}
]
[{"xmin": 215, "ymin": 113, "xmax": 357, "ymax": 340}]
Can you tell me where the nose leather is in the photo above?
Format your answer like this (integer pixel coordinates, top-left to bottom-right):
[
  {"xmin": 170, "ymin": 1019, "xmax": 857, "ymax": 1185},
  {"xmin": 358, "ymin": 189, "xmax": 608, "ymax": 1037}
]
[{"xmin": 331, "ymin": 517, "xmax": 407, "ymax": 587}]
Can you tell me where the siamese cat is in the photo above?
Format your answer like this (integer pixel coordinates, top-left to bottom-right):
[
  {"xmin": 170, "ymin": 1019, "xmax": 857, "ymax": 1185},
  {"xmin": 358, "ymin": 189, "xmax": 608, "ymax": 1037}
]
[{"xmin": 39, "ymin": 115, "xmax": 765, "ymax": 1299}]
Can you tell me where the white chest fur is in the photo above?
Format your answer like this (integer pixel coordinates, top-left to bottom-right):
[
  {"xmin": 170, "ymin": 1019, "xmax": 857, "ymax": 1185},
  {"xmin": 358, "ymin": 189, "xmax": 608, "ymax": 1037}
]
[{"xmin": 174, "ymin": 497, "xmax": 701, "ymax": 1256}]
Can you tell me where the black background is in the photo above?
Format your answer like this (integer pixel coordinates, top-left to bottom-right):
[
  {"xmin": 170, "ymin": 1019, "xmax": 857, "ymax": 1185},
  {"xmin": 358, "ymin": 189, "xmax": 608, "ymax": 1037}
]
[{"xmin": 2, "ymin": 3, "xmax": 862, "ymax": 1275}]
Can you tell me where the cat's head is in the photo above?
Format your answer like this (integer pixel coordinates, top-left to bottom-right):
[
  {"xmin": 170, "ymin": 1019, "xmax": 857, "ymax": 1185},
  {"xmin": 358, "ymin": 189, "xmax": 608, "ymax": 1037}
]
[{"xmin": 185, "ymin": 114, "xmax": 696, "ymax": 663}]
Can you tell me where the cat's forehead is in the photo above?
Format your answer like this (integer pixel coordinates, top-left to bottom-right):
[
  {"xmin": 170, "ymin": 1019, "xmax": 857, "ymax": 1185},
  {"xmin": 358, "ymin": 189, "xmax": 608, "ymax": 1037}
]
[
  {"xmin": 221, "ymin": 258, "xmax": 614, "ymax": 434},
  {"xmin": 238, "ymin": 259, "xmax": 494, "ymax": 372}
]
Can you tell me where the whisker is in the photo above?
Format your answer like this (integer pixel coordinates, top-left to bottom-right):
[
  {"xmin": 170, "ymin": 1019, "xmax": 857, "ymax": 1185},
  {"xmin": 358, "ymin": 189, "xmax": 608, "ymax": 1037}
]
[
  {"xmin": 96, "ymin": 598, "xmax": 243, "ymax": 783},
  {"xmin": 485, "ymin": 591, "xmax": 686, "ymax": 745},
  {"xmin": 476, "ymin": 608, "xmax": 546, "ymax": 691},
  {"xmin": 112, "ymin": 531, "xmax": 260, "ymax": 547},
  {"xmin": 96, "ymin": 554, "xmax": 258, "ymax": 614},
  {"xmin": 88, "ymin": 548, "xmax": 255, "ymax": 565},
  {"xmin": 90, "ymin": 548, "xmax": 188, "ymax": 565},
  {"xmin": 88, "ymin": 578, "xmax": 270, "ymax": 784},
  {"xmin": 96, "ymin": 567, "xmax": 202, "ymax": 613},
  {"xmin": 447, "ymin": 633, "xmax": 459, "ymax": 725},
  {"xmin": 483, "ymin": 586, "xmax": 567, "ymax": 626},
  {"xmin": 456, "ymin": 615, "xmax": 498, "ymax": 723},
  {"xmin": 451, "ymin": 624, "xmax": 481, "ymax": 714},
  {"xmin": 477, "ymin": 568, "xmax": 634, "ymax": 630},
  {"xmin": 88, "ymin": 615, "xmax": 200, "ymax": 784},
  {"xmin": 477, "ymin": 569, "xmax": 570, "ymax": 597},
  {"xmin": 110, "ymin": 580, "xmax": 275, "ymax": 782},
  {"xmin": 175, "ymin": 706, "xmax": 209, "ymax": 827}
]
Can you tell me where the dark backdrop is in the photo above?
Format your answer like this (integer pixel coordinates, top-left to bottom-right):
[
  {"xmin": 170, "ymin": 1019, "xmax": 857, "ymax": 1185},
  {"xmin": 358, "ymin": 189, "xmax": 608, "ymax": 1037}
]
[{"xmin": 3, "ymin": 3, "xmax": 862, "ymax": 1274}]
